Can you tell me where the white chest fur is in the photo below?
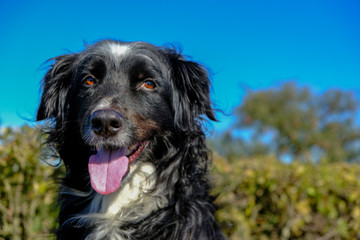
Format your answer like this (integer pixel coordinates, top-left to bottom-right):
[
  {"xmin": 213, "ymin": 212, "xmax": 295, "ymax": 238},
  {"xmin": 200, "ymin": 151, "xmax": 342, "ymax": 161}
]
[
  {"xmin": 68, "ymin": 162, "xmax": 167, "ymax": 240},
  {"xmin": 63, "ymin": 162, "xmax": 168, "ymax": 240},
  {"xmin": 95, "ymin": 162, "xmax": 158, "ymax": 216},
  {"xmin": 87, "ymin": 161, "xmax": 167, "ymax": 220}
]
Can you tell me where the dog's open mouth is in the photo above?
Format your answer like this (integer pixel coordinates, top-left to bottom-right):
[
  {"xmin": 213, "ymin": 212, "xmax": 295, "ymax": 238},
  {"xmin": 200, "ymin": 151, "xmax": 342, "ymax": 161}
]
[{"xmin": 88, "ymin": 142, "xmax": 147, "ymax": 195}]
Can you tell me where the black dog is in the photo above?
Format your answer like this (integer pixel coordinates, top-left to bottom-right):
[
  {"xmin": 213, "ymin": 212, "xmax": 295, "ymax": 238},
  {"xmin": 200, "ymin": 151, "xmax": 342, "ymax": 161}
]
[{"xmin": 37, "ymin": 40, "xmax": 225, "ymax": 240}]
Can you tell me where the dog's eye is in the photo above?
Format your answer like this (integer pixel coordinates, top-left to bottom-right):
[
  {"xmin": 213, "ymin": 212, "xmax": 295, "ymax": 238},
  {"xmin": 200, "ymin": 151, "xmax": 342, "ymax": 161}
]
[
  {"xmin": 142, "ymin": 80, "xmax": 156, "ymax": 90},
  {"xmin": 82, "ymin": 77, "xmax": 97, "ymax": 87}
]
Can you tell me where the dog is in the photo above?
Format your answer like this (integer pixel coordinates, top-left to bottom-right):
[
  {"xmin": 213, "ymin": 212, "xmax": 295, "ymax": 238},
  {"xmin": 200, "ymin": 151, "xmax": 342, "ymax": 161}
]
[{"xmin": 37, "ymin": 40, "xmax": 225, "ymax": 240}]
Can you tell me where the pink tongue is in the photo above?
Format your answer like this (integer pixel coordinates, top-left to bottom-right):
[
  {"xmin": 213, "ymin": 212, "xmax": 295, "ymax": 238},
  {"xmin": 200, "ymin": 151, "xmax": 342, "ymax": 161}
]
[{"xmin": 88, "ymin": 147, "xmax": 129, "ymax": 195}]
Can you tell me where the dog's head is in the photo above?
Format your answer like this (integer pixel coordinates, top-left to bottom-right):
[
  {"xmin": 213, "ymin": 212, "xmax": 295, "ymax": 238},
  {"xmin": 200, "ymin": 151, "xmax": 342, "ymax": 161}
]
[{"xmin": 37, "ymin": 40, "xmax": 216, "ymax": 194}]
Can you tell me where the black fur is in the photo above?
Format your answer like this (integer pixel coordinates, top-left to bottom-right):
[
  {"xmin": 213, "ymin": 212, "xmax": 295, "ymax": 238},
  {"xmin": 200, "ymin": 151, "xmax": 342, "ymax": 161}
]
[{"xmin": 37, "ymin": 40, "xmax": 225, "ymax": 240}]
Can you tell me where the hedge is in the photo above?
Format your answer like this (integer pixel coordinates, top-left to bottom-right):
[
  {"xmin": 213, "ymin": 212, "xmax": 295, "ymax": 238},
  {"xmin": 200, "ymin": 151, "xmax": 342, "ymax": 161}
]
[
  {"xmin": 0, "ymin": 126, "xmax": 61, "ymax": 240},
  {"xmin": 1, "ymin": 126, "xmax": 360, "ymax": 239},
  {"xmin": 212, "ymin": 153, "xmax": 360, "ymax": 239}
]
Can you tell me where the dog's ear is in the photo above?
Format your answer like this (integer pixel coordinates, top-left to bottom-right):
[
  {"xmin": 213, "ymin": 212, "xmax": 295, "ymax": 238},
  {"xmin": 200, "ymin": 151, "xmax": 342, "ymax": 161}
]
[
  {"xmin": 37, "ymin": 54, "xmax": 77, "ymax": 122},
  {"xmin": 169, "ymin": 53, "xmax": 217, "ymax": 132}
]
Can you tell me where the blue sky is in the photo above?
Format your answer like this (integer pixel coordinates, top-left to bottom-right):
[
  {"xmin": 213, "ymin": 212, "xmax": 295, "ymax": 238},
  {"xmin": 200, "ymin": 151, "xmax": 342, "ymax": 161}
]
[{"xmin": 0, "ymin": 0, "xmax": 359, "ymax": 132}]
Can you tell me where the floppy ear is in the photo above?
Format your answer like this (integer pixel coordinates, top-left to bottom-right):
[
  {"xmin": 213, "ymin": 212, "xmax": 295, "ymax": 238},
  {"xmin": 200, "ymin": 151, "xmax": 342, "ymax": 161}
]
[
  {"xmin": 37, "ymin": 54, "xmax": 77, "ymax": 123},
  {"xmin": 169, "ymin": 53, "xmax": 217, "ymax": 132}
]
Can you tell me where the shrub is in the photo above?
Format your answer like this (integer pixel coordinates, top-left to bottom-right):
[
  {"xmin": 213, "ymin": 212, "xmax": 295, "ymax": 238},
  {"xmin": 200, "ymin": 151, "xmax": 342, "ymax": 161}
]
[
  {"xmin": 0, "ymin": 125, "xmax": 62, "ymax": 240},
  {"xmin": 2, "ymin": 125, "xmax": 360, "ymax": 239},
  {"xmin": 211, "ymin": 153, "xmax": 360, "ymax": 239}
]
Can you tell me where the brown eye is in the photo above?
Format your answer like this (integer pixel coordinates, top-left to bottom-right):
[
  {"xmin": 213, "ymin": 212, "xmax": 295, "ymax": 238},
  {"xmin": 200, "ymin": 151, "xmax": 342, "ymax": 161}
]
[
  {"xmin": 82, "ymin": 77, "xmax": 97, "ymax": 87},
  {"xmin": 143, "ymin": 80, "xmax": 156, "ymax": 90}
]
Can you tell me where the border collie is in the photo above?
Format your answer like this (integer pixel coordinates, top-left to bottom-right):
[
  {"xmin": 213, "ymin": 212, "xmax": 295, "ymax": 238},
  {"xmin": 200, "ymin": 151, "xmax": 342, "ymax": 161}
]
[{"xmin": 37, "ymin": 40, "xmax": 225, "ymax": 240}]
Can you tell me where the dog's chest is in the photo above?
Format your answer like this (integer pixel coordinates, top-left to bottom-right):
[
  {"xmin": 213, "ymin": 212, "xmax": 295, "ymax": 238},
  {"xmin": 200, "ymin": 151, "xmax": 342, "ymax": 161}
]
[
  {"xmin": 89, "ymin": 162, "xmax": 159, "ymax": 215},
  {"xmin": 83, "ymin": 162, "xmax": 168, "ymax": 239},
  {"xmin": 100, "ymin": 162, "xmax": 158, "ymax": 215}
]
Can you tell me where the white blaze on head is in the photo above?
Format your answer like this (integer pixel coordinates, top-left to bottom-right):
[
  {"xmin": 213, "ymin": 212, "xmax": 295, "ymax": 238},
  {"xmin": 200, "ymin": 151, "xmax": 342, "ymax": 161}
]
[{"xmin": 108, "ymin": 43, "xmax": 130, "ymax": 59}]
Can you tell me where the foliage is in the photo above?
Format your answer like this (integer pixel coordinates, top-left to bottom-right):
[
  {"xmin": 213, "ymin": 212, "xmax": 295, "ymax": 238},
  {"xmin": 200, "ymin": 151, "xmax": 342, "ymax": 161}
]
[
  {"xmin": 211, "ymin": 153, "xmax": 360, "ymax": 240},
  {"xmin": 0, "ymin": 125, "xmax": 63, "ymax": 240},
  {"xmin": 233, "ymin": 82, "xmax": 360, "ymax": 162},
  {"xmin": 2, "ymin": 125, "xmax": 360, "ymax": 239}
]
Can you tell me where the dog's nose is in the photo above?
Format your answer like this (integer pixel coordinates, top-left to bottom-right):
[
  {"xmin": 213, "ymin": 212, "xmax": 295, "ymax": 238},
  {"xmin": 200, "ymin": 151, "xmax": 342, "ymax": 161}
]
[{"xmin": 90, "ymin": 110, "xmax": 123, "ymax": 137}]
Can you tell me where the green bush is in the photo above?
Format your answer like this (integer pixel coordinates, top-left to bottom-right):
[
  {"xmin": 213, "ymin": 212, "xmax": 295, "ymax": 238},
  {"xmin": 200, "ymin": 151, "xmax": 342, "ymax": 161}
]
[
  {"xmin": 2, "ymin": 125, "xmax": 360, "ymax": 239},
  {"xmin": 211, "ymin": 153, "xmax": 360, "ymax": 239},
  {"xmin": 0, "ymin": 125, "xmax": 62, "ymax": 240}
]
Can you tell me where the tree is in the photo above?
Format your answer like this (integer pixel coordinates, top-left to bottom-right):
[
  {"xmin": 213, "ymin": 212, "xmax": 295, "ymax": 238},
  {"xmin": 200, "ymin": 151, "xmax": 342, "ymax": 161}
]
[
  {"xmin": 233, "ymin": 82, "xmax": 360, "ymax": 162},
  {"xmin": 208, "ymin": 131, "xmax": 270, "ymax": 161}
]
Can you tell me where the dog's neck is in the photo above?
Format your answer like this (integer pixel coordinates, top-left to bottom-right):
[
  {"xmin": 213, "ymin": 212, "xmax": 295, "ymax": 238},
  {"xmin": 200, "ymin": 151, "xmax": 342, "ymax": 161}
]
[
  {"xmin": 62, "ymin": 161, "xmax": 168, "ymax": 238},
  {"xmin": 88, "ymin": 161, "xmax": 167, "ymax": 217}
]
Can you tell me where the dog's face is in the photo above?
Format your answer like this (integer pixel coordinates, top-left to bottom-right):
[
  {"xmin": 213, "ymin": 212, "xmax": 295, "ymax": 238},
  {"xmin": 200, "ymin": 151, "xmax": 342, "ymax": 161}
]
[{"xmin": 37, "ymin": 40, "xmax": 216, "ymax": 195}]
